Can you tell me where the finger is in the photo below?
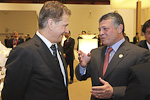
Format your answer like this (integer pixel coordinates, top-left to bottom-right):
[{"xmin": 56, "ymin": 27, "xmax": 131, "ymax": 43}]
[
  {"xmin": 92, "ymin": 86, "xmax": 104, "ymax": 90},
  {"xmin": 78, "ymin": 57, "xmax": 82, "ymax": 63},
  {"xmin": 87, "ymin": 53, "xmax": 91, "ymax": 57},
  {"xmin": 91, "ymin": 89, "xmax": 104, "ymax": 94},
  {"xmin": 99, "ymin": 77, "xmax": 107, "ymax": 85},
  {"xmin": 91, "ymin": 92, "xmax": 103, "ymax": 99},
  {"xmin": 78, "ymin": 50, "xmax": 83, "ymax": 54}
]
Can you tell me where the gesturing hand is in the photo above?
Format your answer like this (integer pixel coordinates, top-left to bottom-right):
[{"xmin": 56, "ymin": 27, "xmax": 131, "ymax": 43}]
[
  {"xmin": 78, "ymin": 50, "xmax": 91, "ymax": 67},
  {"xmin": 90, "ymin": 77, "xmax": 113, "ymax": 99}
]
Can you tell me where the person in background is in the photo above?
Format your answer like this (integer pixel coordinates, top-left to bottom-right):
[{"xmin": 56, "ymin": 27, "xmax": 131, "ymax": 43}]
[
  {"xmin": 63, "ymin": 30, "xmax": 75, "ymax": 84},
  {"xmin": 75, "ymin": 12, "xmax": 150, "ymax": 100},
  {"xmin": 77, "ymin": 31, "xmax": 86, "ymax": 51},
  {"xmin": 133, "ymin": 32, "xmax": 139, "ymax": 44},
  {"xmin": 19, "ymin": 36, "xmax": 24, "ymax": 43},
  {"xmin": 4, "ymin": 35, "xmax": 9, "ymax": 48},
  {"xmin": 2, "ymin": 1, "xmax": 71, "ymax": 100},
  {"xmin": 26, "ymin": 34, "xmax": 31, "ymax": 41},
  {"xmin": 82, "ymin": 31, "xmax": 86, "ymax": 35},
  {"xmin": 24, "ymin": 35, "xmax": 27, "ymax": 40},
  {"xmin": 136, "ymin": 19, "xmax": 150, "ymax": 50},
  {"xmin": 92, "ymin": 33, "xmax": 97, "ymax": 39},
  {"xmin": 7, "ymin": 35, "xmax": 13, "ymax": 48},
  {"xmin": 123, "ymin": 33, "xmax": 130, "ymax": 42},
  {"xmin": 98, "ymin": 34, "xmax": 103, "ymax": 47},
  {"xmin": 124, "ymin": 62, "xmax": 150, "ymax": 100},
  {"xmin": 7, "ymin": 31, "xmax": 23, "ymax": 48}
]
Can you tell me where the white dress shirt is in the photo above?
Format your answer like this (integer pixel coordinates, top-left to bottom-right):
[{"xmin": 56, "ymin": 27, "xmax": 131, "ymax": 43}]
[
  {"xmin": 146, "ymin": 41, "xmax": 150, "ymax": 50},
  {"xmin": 36, "ymin": 31, "xmax": 67, "ymax": 86}
]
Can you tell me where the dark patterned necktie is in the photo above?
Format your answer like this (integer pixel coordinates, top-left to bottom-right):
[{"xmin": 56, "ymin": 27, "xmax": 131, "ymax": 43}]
[
  {"xmin": 51, "ymin": 44, "xmax": 57, "ymax": 58},
  {"xmin": 50, "ymin": 44, "xmax": 65, "ymax": 84}
]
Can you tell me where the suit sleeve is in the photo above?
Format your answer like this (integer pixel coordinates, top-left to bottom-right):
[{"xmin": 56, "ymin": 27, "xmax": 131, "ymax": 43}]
[
  {"xmin": 2, "ymin": 46, "xmax": 32, "ymax": 100},
  {"xmin": 123, "ymin": 67, "xmax": 146, "ymax": 100},
  {"xmin": 113, "ymin": 49, "xmax": 150, "ymax": 100},
  {"xmin": 75, "ymin": 62, "xmax": 91, "ymax": 81}
]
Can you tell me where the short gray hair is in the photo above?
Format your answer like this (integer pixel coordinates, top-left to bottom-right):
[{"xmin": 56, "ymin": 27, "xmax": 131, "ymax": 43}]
[{"xmin": 38, "ymin": 1, "xmax": 71, "ymax": 29}]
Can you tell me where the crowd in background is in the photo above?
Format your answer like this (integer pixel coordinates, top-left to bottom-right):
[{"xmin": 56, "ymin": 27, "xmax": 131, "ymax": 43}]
[
  {"xmin": 1, "ymin": 1, "xmax": 150, "ymax": 100},
  {"xmin": 4, "ymin": 31, "xmax": 31, "ymax": 48}
]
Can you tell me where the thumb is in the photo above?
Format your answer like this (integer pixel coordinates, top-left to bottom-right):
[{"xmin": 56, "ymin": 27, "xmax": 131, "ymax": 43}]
[
  {"xmin": 99, "ymin": 77, "xmax": 106, "ymax": 85},
  {"xmin": 87, "ymin": 53, "xmax": 91, "ymax": 57}
]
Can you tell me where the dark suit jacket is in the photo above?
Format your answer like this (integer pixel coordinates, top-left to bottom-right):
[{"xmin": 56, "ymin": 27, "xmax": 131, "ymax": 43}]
[
  {"xmin": 133, "ymin": 36, "xmax": 139, "ymax": 44},
  {"xmin": 136, "ymin": 40, "xmax": 149, "ymax": 50},
  {"xmin": 4, "ymin": 39, "xmax": 9, "ymax": 47},
  {"xmin": 124, "ymin": 36, "xmax": 130, "ymax": 42},
  {"xmin": 26, "ymin": 37, "xmax": 31, "ymax": 41},
  {"xmin": 2, "ymin": 34, "xmax": 69, "ymax": 100},
  {"xmin": 124, "ymin": 62, "xmax": 150, "ymax": 100},
  {"xmin": 75, "ymin": 41, "xmax": 150, "ymax": 100},
  {"xmin": 63, "ymin": 37, "xmax": 75, "ymax": 63},
  {"xmin": 7, "ymin": 38, "xmax": 24, "ymax": 48}
]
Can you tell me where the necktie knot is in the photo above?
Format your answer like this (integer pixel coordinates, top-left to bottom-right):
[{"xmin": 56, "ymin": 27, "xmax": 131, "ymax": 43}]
[
  {"xmin": 107, "ymin": 47, "xmax": 113, "ymax": 54},
  {"xmin": 50, "ymin": 44, "xmax": 57, "ymax": 57}
]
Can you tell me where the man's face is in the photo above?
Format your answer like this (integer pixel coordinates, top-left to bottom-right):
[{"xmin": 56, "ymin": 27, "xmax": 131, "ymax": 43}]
[
  {"xmin": 13, "ymin": 32, "xmax": 18, "ymax": 38},
  {"xmin": 82, "ymin": 32, "xmax": 86, "ymax": 35},
  {"xmin": 65, "ymin": 33, "xmax": 70, "ymax": 38},
  {"xmin": 144, "ymin": 26, "xmax": 150, "ymax": 44},
  {"xmin": 98, "ymin": 19, "xmax": 123, "ymax": 46},
  {"xmin": 51, "ymin": 14, "xmax": 69, "ymax": 43}
]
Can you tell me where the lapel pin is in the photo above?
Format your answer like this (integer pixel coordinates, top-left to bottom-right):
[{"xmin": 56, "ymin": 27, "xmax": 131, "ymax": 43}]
[{"xmin": 119, "ymin": 54, "xmax": 123, "ymax": 58}]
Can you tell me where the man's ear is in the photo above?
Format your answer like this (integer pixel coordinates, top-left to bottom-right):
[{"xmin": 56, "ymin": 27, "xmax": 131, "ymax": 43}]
[
  {"xmin": 117, "ymin": 24, "xmax": 123, "ymax": 33},
  {"xmin": 47, "ymin": 19, "xmax": 55, "ymax": 30}
]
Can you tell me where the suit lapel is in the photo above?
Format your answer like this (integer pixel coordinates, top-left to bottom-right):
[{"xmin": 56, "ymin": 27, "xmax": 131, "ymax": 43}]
[
  {"xmin": 57, "ymin": 44, "xmax": 68, "ymax": 86},
  {"xmin": 104, "ymin": 42, "xmax": 129, "ymax": 78},
  {"xmin": 144, "ymin": 40, "xmax": 149, "ymax": 49},
  {"xmin": 33, "ymin": 35, "xmax": 65, "ymax": 85},
  {"xmin": 96, "ymin": 47, "xmax": 106, "ymax": 77}
]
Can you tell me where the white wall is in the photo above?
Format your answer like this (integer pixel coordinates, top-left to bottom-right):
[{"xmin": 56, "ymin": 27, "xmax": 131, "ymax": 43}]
[
  {"xmin": 67, "ymin": 5, "xmax": 136, "ymax": 45},
  {"xmin": 0, "ymin": 3, "xmax": 137, "ymax": 47}
]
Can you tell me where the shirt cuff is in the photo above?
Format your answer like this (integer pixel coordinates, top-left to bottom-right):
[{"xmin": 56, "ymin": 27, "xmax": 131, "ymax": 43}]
[{"xmin": 79, "ymin": 64, "xmax": 87, "ymax": 76}]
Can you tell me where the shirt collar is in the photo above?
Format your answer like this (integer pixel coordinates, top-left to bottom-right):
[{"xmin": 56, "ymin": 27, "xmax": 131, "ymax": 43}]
[
  {"xmin": 36, "ymin": 31, "xmax": 57, "ymax": 49},
  {"xmin": 146, "ymin": 41, "xmax": 150, "ymax": 50},
  {"xmin": 107, "ymin": 38, "xmax": 125, "ymax": 52}
]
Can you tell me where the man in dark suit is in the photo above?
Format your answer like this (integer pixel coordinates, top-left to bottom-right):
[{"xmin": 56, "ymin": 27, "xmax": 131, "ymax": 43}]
[
  {"xmin": 133, "ymin": 32, "xmax": 139, "ymax": 44},
  {"xmin": 77, "ymin": 31, "xmax": 86, "ymax": 51},
  {"xmin": 124, "ymin": 62, "xmax": 150, "ymax": 100},
  {"xmin": 4, "ymin": 35, "xmax": 9, "ymax": 47},
  {"xmin": 26, "ymin": 34, "xmax": 31, "ymax": 41},
  {"xmin": 123, "ymin": 33, "xmax": 130, "ymax": 42},
  {"xmin": 136, "ymin": 19, "xmax": 150, "ymax": 50},
  {"xmin": 19, "ymin": 36, "xmax": 24, "ymax": 43},
  {"xmin": 63, "ymin": 31, "xmax": 75, "ymax": 84},
  {"xmin": 75, "ymin": 12, "xmax": 150, "ymax": 100},
  {"xmin": 7, "ymin": 31, "xmax": 24, "ymax": 48},
  {"xmin": 2, "ymin": 1, "xmax": 71, "ymax": 100}
]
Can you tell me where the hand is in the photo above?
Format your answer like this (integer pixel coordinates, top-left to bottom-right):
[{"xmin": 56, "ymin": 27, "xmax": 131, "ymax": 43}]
[
  {"xmin": 63, "ymin": 54, "xmax": 66, "ymax": 58},
  {"xmin": 90, "ymin": 77, "xmax": 113, "ymax": 99},
  {"xmin": 78, "ymin": 50, "xmax": 91, "ymax": 67}
]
